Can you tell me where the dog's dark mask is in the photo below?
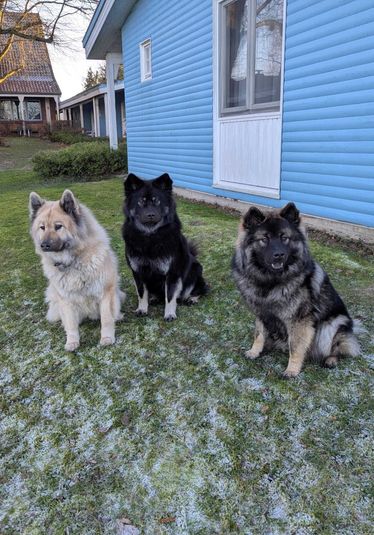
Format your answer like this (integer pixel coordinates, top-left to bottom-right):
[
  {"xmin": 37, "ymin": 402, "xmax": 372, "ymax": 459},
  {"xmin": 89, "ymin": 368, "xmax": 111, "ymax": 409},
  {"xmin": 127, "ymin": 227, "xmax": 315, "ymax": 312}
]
[
  {"xmin": 124, "ymin": 173, "xmax": 174, "ymax": 232},
  {"xmin": 243, "ymin": 203, "xmax": 301, "ymax": 273}
]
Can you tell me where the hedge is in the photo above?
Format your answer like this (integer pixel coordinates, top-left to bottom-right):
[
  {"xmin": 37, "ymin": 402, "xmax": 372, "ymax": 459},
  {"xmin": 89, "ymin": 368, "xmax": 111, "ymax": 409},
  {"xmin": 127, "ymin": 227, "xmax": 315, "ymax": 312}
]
[
  {"xmin": 49, "ymin": 130, "xmax": 109, "ymax": 145},
  {"xmin": 32, "ymin": 141, "xmax": 127, "ymax": 180}
]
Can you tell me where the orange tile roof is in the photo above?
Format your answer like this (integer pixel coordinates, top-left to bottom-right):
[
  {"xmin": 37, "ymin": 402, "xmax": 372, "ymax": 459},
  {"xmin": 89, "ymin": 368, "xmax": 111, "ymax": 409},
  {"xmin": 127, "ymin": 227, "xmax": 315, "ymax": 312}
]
[{"xmin": 0, "ymin": 11, "xmax": 61, "ymax": 95}]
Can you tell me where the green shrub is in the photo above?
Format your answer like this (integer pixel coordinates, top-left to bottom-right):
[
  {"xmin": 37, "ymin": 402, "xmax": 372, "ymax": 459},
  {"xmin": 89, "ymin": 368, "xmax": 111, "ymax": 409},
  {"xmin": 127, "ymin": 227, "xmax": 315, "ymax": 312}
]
[
  {"xmin": 49, "ymin": 130, "xmax": 108, "ymax": 145},
  {"xmin": 32, "ymin": 141, "xmax": 127, "ymax": 180}
]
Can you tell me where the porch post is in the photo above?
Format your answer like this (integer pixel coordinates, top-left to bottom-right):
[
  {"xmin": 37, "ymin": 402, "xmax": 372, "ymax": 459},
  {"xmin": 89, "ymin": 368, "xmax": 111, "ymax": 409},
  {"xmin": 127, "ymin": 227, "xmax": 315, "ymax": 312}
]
[
  {"xmin": 104, "ymin": 93, "xmax": 109, "ymax": 138},
  {"xmin": 105, "ymin": 52, "xmax": 122, "ymax": 149},
  {"xmin": 46, "ymin": 98, "xmax": 52, "ymax": 125},
  {"xmin": 18, "ymin": 95, "xmax": 26, "ymax": 135},
  {"xmin": 93, "ymin": 97, "xmax": 99, "ymax": 137},
  {"xmin": 54, "ymin": 96, "xmax": 60, "ymax": 122},
  {"xmin": 79, "ymin": 103, "xmax": 84, "ymax": 132}
]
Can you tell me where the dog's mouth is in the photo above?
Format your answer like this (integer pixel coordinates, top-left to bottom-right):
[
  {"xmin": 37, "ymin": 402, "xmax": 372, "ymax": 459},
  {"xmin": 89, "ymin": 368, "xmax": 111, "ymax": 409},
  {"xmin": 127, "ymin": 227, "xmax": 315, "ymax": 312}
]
[
  {"xmin": 143, "ymin": 220, "xmax": 159, "ymax": 226},
  {"xmin": 271, "ymin": 261, "xmax": 285, "ymax": 272}
]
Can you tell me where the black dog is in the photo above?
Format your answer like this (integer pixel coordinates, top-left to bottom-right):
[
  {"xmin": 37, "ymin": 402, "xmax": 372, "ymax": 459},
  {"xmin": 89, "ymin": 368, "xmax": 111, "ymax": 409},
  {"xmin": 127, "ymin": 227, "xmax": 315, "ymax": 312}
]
[{"xmin": 122, "ymin": 173, "xmax": 208, "ymax": 320}]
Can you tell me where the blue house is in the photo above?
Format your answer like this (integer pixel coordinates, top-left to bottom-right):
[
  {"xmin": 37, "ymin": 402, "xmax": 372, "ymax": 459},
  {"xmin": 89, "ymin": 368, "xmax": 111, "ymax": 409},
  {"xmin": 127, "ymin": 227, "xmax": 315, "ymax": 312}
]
[{"xmin": 83, "ymin": 0, "xmax": 374, "ymax": 230}]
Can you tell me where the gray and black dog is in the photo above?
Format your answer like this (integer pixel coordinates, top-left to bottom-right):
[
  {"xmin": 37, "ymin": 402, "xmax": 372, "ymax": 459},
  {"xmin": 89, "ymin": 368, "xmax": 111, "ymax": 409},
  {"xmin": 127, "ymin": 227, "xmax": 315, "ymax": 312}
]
[{"xmin": 232, "ymin": 202, "xmax": 360, "ymax": 377}]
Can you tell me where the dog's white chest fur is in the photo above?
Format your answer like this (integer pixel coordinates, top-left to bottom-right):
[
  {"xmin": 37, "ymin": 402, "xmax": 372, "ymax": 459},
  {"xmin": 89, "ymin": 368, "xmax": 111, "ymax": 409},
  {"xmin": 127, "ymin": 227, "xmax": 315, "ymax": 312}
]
[{"xmin": 128, "ymin": 255, "xmax": 172, "ymax": 275}]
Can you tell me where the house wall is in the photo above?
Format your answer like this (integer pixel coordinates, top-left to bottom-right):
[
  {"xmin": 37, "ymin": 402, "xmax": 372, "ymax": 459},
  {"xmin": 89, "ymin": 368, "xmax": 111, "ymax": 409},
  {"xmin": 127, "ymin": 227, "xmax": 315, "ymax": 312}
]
[
  {"xmin": 121, "ymin": 0, "xmax": 374, "ymax": 228},
  {"xmin": 115, "ymin": 90, "xmax": 124, "ymax": 139},
  {"xmin": 122, "ymin": 0, "xmax": 213, "ymax": 188},
  {"xmin": 99, "ymin": 97, "xmax": 106, "ymax": 136},
  {"xmin": 281, "ymin": 0, "xmax": 374, "ymax": 227},
  {"xmin": 83, "ymin": 102, "xmax": 93, "ymax": 132}
]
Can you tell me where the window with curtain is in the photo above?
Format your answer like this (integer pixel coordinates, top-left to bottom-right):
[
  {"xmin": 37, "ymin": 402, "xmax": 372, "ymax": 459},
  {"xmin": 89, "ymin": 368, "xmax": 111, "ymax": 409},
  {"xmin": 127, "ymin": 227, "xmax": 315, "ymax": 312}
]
[
  {"xmin": 26, "ymin": 101, "xmax": 42, "ymax": 121},
  {"xmin": 220, "ymin": 0, "xmax": 283, "ymax": 114},
  {"xmin": 0, "ymin": 100, "xmax": 20, "ymax": 120}
]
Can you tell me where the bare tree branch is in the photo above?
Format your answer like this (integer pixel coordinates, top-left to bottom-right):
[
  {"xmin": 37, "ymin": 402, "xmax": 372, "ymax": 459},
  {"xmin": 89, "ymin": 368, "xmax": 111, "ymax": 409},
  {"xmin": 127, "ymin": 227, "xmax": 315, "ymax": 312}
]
[{"xmin": 0, "ymin": 0, "xmax": 98, "ymax": 84}]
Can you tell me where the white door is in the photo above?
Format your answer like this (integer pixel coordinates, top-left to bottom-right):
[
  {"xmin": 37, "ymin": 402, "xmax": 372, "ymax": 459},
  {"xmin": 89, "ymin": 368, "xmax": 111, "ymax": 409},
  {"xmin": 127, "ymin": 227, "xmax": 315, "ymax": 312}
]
[{"xmin": 213, "ymin": 0, "xmax": 285, "ymax": 198}]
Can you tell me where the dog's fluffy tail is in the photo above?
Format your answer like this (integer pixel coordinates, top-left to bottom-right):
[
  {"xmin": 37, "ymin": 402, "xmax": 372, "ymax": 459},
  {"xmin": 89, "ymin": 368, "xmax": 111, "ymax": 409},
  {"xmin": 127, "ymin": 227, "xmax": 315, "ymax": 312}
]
[
  {"xmin": 188, "ymin": 240, "xmax": 199, "ymax": 258},
  {"xmin": 335, "ymin": 319, "xmax": 364, "ymax": 358}
]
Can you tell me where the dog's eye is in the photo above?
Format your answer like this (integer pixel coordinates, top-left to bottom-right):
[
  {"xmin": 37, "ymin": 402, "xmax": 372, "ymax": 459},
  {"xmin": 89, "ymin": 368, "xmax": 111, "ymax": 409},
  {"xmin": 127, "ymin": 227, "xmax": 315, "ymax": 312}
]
[
  {"xmin": 40, "ymin": 225, "xmax": 45, "ymax": 231},
  {"xmin": 55, "ymin": 224, "xmax": 63, "ymax": 231},
  {"xmin": 259, "ymin": 237, "xmax": 268, "ymax": 246},
  {"xmin": 152, "ymin": 197, "xmax": 160, "ymax": 206},
  {"xmin": 281, "ymin": 235, "xmax": 289, "ymax": 243}
]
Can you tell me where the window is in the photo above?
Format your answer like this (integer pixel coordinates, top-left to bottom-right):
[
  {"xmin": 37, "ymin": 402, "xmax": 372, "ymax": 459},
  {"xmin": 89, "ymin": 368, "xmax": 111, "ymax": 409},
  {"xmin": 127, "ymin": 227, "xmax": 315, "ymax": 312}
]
[
  {"xmin": 220, "ymin": 0, "xmax": 283, "ymax": 114},
  {"xmin": 0, "ymin": 99, "xmax": 20, "ymax": 120},
  {"xmin": 26, "ymin": 100, "xmax": 41, "ymax": 121},
  {"xmin": 140, "ymin": 39, "xmax": 152, "ymax": 82}
]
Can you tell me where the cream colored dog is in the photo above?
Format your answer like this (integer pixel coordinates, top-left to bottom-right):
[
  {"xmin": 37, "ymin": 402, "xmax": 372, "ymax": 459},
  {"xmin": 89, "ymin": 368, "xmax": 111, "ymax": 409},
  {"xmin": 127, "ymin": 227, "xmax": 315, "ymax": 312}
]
[{"xmin": 29, "ymin": 189, "xmax": 125, "ymax": 351}]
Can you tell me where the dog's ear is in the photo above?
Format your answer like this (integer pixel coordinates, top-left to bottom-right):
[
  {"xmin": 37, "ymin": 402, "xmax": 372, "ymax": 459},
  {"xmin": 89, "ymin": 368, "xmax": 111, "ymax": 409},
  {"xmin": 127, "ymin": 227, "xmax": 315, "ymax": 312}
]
[
  {"xmin": 152, "ymin": 173, "xmax": 173, "ymax": 191},
  {"xmin": 243, "ymin": 206, "xmax": 266, "ymax": 229},
  {"xmin": 60, "ymin": 190, "xmax": 80, "ymax": 222},
  {"xmin": 29, "ymin": 192, "xmax": 45, "ymax": 221},
  {"xmin": 124, "ymin": 173, "xmax": 144, "ymax": 195},
  {"xmin": 280, "ymin": 202, "xmax": 300, "ymax": 225}
]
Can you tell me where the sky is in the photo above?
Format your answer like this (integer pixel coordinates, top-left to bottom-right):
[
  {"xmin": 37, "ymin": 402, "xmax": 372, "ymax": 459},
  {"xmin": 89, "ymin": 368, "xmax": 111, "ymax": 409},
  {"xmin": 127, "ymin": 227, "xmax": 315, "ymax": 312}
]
[{"xmin": 47, "ymin": 11, "xmax": 103, "ymax": 102}]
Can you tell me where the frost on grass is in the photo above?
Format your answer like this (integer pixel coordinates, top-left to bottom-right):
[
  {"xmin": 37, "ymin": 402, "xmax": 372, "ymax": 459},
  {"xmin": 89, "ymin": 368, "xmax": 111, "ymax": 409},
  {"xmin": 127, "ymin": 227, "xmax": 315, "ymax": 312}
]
[{"xmin": 1, "ymin": 188, "xmax": 374, "ymax": 534}]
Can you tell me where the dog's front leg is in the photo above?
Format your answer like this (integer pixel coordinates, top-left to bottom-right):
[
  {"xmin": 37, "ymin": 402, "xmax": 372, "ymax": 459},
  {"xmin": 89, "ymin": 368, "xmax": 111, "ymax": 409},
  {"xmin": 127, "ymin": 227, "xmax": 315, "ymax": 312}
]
[
  {"xmin": 246, "ymin": 318, "xmax": 266, "ymax": 359},
  {"xmin": 164, "ymin": 275, "xmax": 182, "ymax": 321},
  {"xmin": 99, "ymin": 287, "xmax": 116, "ymax": 346},
  {"xmin": 283, "ymin": 320, "xmax": 315, "ymax": 378},
  {"xmin": 132, "ymin": 271, "xmax": 148, "ymax": 316},
  {"xmin": 59, "ymin": 300, "xmax": 80, "ymax": 352}
]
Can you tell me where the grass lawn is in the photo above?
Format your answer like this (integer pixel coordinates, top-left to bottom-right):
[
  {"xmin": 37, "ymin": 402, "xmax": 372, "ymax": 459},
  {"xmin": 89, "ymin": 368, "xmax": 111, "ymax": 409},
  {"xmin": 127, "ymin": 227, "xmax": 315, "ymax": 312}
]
[
  {"xmin": 0, "ymin": 137, "xmax": 63, "ymax": 171},
  {"xmin": 0, "ymin": 166, "xmax": 373, "ymax": 534}
]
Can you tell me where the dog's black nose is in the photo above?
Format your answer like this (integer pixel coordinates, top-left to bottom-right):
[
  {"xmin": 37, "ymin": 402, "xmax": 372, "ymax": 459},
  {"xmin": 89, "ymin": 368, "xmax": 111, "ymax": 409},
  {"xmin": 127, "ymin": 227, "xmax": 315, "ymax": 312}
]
[
  {"xmin": 147, "ymin": 213, "xmax": 156, "ymax": 221},
  {"xmin": 41, "ymin": 240, "xmax": 51, "ymax": 250},
  {"xmin": 273, "ymin": 252, "xmax": 285, "ymax": 260}
]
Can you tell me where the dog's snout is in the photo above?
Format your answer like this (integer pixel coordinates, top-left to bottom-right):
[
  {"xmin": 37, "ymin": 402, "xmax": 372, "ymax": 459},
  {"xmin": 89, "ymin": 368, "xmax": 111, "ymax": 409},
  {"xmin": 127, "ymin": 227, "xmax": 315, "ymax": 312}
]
[
  {"xmin": 146, "ymin": 212, "xmax": 156, "ymax": 221},
  {"xmin": 273, "ymin": 251, "xmax": 285, "ymax": 260},
  {"xmin": 41, "ymin": 240, "xmax": 51, "ymax": 251}
]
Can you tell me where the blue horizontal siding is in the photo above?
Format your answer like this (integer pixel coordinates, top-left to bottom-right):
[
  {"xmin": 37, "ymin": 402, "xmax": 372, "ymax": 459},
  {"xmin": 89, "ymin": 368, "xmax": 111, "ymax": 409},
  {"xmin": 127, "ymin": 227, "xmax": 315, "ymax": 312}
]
[
  {"xmin": 121, "ymin": 0, "xmax": 374, "ymax": 228},
  {"xmin": 281, "ymin": 0, "xmax": 374, "ymax": 227},
  {"xmin": 122, "ymin": 0, "xmax": 213, "ymax": 188}
]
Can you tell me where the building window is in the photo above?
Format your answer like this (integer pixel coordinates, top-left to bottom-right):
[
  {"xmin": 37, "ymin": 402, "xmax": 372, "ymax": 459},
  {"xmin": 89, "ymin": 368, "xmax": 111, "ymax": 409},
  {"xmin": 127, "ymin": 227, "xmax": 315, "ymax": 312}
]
[
  {"xmin": 220, "ymin": 0, "xmax": 283, "ymax": 114},
  {"xmin": 26, "ymin": 100, "xmax": 41, "ymax": 121},
  {"xmin": 0, "ymin": 99, "xmax": 20, "ymax": 120},
  {"xmin": 140, "ymin": 38, "xmax": 152, "ymax": 82}
]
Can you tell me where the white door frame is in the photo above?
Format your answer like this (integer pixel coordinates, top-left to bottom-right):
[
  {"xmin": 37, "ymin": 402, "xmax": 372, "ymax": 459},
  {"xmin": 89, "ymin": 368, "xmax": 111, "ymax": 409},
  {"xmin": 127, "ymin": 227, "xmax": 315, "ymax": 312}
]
[{"xmin": 212, "ymin": 0, "xmax": 287, "ymax": 199}]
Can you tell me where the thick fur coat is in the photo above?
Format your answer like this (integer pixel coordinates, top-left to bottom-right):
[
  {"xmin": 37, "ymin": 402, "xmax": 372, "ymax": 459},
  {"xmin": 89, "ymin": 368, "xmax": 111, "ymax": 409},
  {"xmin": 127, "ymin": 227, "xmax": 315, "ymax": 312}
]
[
  {"xmin": 29, "ymin": 189, "xmax": 124, "ymax": 351},
  {"xmin": 232, "ymin": 202, "xmax": 360, "ymax": 377},
  {"xmin": 122, "ymin": 173, "xmax": 208, "ymax": 320}
]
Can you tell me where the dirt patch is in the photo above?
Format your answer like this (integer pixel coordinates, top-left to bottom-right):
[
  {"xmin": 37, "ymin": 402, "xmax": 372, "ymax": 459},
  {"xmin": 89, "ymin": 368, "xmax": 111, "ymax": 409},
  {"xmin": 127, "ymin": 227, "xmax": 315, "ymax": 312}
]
[{"xmin": 306, "ymin": 227, "xmax": 374, "ymax": 257}]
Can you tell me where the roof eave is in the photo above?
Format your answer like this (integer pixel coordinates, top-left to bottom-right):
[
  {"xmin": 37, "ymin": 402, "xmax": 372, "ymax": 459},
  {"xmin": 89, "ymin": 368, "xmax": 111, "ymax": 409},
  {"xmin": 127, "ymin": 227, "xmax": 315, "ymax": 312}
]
[
  {"xmin": 59, "ymin": 80, "xmax": 124, "ymax": 109},
  {"xmin": 83, "ymin": 0, "xmax": 136, "ymax": 60}
]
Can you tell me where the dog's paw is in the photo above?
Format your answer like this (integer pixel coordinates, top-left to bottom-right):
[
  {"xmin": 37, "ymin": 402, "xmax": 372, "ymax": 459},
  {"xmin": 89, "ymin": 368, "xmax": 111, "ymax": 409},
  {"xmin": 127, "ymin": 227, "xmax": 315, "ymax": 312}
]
[
  {"xmin": 164, "ymin": 313, "xmax": 177, "ymax": 322},
  {"xmin": 100, "ymin": 336, "xmax": 115, "ymax": 346},
  {"xmin": 135, "ymin": 308, "xmax": 148, "ymax": 317},
  {"xmin": 282, "ymin": 368, "xmax": 300, "ymax": 379},
  {"xmin": 245, "ymin": 349, "xmax": 260, "ymax": 360},
  {"xmin": 65, "ymin": 340, "xmax": 79, "ymax": 352},
  {"xmin": 323, "ymin": 356, "xmax": 338, "ymax": 368},
  {"xmin": 185, "ymin": 296, "xmax": 200, "ymax": 306}
]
